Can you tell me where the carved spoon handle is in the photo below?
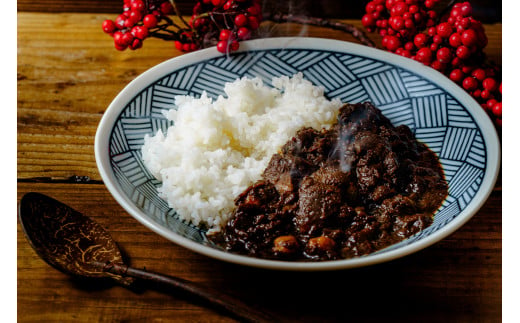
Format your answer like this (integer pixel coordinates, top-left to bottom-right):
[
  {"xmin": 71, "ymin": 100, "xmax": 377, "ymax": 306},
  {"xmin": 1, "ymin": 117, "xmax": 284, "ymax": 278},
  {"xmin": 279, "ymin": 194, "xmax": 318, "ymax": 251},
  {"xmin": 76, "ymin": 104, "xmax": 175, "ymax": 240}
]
[{"xmin": 103, "ymin": 262, "xmax": 274, "ymax": 323}]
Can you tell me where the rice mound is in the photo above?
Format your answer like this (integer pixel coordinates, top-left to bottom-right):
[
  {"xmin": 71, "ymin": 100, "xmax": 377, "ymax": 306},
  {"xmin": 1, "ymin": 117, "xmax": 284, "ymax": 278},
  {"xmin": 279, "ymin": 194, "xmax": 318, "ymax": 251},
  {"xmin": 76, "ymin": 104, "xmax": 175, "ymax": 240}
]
[{"xmin": 141, "ymin": 73, "xmax": 342, "ymax": 230}]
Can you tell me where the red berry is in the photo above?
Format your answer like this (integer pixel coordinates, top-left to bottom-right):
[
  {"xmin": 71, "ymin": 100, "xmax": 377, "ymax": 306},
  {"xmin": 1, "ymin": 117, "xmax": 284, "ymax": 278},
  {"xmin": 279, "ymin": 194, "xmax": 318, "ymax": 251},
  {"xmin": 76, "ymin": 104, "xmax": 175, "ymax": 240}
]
[
  {"xmin": 247, "ymin": 4, "xmax": 261, "ymax": 16},
  {"xmin": 129, "ymin": 38, "xmax": 143, "ymax": 50},
  {"xmin": 414, "ymin": 33, "xmax": 428, "ymax": 48},
  {"xmin": 174, "ymin": 40, "xmax": 183, "ymax": 50},
  {"xmin": 450, "ymin": 7, "xmax": 462, "ymax": 18},
  {"xmin": 449, "ymin": 33, "xmax": 462, "ymax": 47},
  {"xmin": 492, "ymin": 102, "xmax": 502, "ymax": 117},
  {"xmin": 102, "ymin": 20, "xmax": 117, "ymax": 34},
  {"xmin": 389, "ymin": 16, "xmax": 405, "ymax": 30},
  {"xmin": 160, "ymin": 2, "xmax": 173, "ymax": 14},
  {"xmin": 471, "ymin": 68, "xmax": 486, "ymax": 81},
  {"xmin": 461, "ymin": 65, "xmax": 474, "ymax": 74},
  {"xmin": 451, "ymin": 57, "xmax": 462, "ymax": 67},
  {"xmin": 486, "ymin": 99, "xmax": 498, "ymax": 110},
  {"xmin": 436, "ymin": 22, "xmax": 453, "ymax": 38},
  {"xmin": 219, "ymin": 29, "xmax": 232, "ymax": 41},
  {"xmin": 461, "ymin": 29, "xmax": 478, "ymax": 46},
  {"xmin": 131, "ymin": 0, "xmax": 145, "ymax": 12},
  {"xmin": 391, "ymin": 2, "xmax": 408, "ymax": 16},
  {"xmin": 128, "ymin": 10, "xmax": 142, "ymax": 22},
  {"xmin": 212, "ymin": 0, "xmax": 224, "ymax": 6},
  {"xmin": 416, "ymin": 47, "xmax": 433, "ymax": 64},
  {"xmin": 456, "ymin": 45, "xmax": 471, "ymax": 59},
  {"xmin": 386, "ymin": 0, "xmax": 398, "ymax": 10},
  {"xmin": 237, "ymin": 27, "xmax": 251, "ymax": 40},
  {"xmin": 480, "ymin": 89, "xmax": 491, "ymax": 100},
  {"xmin": 113, "ymin": 31, "xmax": 124, "ymax": 45},
  {"xmin": 121, "ymin": 32, "xmax": 134, "ymax": 46},
  {"xmin": 458, "ymin": 17, "xmax": 471, "ymax": 29},
  {"xmin": 181, "ymin": 43, "xmax": 191, "ymax": 52},
  {"xmin": 223, "ymin": 0, "xmax": 234, "ymax": 10},
  {"xmin": 248, "ymin": 16, "xmax": 260, "ymax": 29},
  {"xmin": 409, "ymin": 4, "xmax": 419, "ymax": 13},
  {"xmin": 114, "ymin": 43, "xmax": 127, "ymax": 51},
  {"xmin": 234, "ymin": 14, "xmax": 248, "ymax": 27},
  {"xmin": 400, "ymin": 49, "xmax": 412, "ymax": 58},
  {"xmin": 431, "ymin": 60, "xmax": 446, "ymax": 71},
  {"xmin": 132, "ymin": 25, "xmax": 149, "ymax": 40},
  {"xmin": 459, "ymin": 2, "xmax": 472, "ymax": 17},
  {"xmin": 362, "ymin": 14, "xmax": 376, "ymax": 27},
  {"xmin": 482, "ymin": 78, "xmax": 498, "ymax": 91},
  {"xmin": 216, "ymin": 40, "xmax": 228, "ymax": 53},
  {"xmin": 230, "ymin": 41, "xmax": 240, "ymax": 51},
  {"xmin": 462, "ymin": 76, "xmax": 478, "ymax": 90},
  {"xmin": 450, "ymin": 69, "xmax": 464, "ymax": 83},
  {"xmin": 436, "ymin": 47, "xmax": 452, "ymax": 63},
  {"xmin": 424, "ymin": 0, "xmax": 435, "ymax": 9},
  {"xmin": 115, "ymin": 14, "xmax": 127, "ymax": 28},
  {"xmin": 384, "ymin": 35, "xmax": 401, "ymax": 51},
  {"xmin": 366, "ymin": 2, "xmax": 377, "ymax": 13},
  {"xmin": 143, "ymin": 14, "xmax": 158, "ymax": 28}
]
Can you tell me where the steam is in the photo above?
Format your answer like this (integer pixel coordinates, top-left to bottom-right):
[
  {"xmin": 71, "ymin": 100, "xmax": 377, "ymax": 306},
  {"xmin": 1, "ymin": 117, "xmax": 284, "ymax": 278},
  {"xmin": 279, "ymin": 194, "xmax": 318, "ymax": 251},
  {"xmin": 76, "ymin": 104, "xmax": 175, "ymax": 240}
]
[
  {"xmin": 330, "ymin": 105, "xmax": 370, "ymax": 174},
  {"xmin": 256, "ymin": 0, "xmax": 311, "ymax": 40}
]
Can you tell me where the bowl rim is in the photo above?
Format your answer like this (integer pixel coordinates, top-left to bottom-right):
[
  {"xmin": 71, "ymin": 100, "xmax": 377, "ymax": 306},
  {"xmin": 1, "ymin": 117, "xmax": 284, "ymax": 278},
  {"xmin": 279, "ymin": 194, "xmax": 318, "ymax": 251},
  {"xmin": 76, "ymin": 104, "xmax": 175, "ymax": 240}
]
[{"xmin": 95, "ymin": 36, "xmax": 501, "ymax": 271}]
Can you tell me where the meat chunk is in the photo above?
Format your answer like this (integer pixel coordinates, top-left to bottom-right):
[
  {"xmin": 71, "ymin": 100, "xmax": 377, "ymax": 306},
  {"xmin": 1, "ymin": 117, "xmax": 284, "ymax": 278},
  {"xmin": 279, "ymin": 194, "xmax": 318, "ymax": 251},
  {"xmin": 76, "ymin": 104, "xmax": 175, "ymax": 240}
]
[
  {"xmin": 294, "ymin": 177, "xmax": 343, "ymax": 239},
  {"xmin": 215, "ymin": 102, "xmax": 448, "ymax": 261}
]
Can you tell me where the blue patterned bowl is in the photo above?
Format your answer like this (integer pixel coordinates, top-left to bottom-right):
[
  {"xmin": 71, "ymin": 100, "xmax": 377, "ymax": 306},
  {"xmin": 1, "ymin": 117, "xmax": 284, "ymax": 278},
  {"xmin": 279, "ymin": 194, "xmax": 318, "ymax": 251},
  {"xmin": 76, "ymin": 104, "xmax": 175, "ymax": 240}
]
[{"xmin": 95, "ymin": 37, "xmax": 500, "ymax": 270}]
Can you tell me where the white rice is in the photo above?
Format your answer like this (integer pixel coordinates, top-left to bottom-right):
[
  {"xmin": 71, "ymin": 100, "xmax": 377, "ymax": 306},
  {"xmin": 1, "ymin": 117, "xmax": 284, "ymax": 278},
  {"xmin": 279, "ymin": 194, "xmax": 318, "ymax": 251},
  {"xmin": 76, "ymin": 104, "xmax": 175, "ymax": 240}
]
[{"xmin": 141, "ymin": 73, "xmax": 342, "ymax": 230}]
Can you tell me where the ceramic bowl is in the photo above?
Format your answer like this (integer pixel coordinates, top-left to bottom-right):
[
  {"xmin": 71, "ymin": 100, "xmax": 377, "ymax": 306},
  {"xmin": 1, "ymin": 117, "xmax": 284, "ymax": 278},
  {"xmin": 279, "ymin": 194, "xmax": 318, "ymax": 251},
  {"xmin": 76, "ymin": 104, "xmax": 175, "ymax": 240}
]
[{"xmin": 95, "ymin": 37, "xmax": 500, "ymax": 271}]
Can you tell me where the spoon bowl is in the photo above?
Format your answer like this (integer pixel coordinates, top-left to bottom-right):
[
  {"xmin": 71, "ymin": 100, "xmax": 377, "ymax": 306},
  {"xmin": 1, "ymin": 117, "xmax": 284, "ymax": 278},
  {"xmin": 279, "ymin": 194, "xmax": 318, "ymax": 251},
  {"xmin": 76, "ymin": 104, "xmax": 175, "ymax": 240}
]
[{"xmin": 18, "ymin": 192, "xmax": 133, "ymax": 285}]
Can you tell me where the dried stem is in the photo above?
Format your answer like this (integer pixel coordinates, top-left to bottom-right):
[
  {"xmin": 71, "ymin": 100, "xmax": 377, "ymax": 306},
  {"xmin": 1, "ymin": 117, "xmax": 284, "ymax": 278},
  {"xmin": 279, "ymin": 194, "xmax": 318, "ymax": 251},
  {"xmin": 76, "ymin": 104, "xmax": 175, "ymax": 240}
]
[
  {"xmin": 160, "ymin": 14, "xmax": 184, "ymax": 31},
  {"xmin": 169, "ymin": 0, "xmax": 191, "ymax": 29}
]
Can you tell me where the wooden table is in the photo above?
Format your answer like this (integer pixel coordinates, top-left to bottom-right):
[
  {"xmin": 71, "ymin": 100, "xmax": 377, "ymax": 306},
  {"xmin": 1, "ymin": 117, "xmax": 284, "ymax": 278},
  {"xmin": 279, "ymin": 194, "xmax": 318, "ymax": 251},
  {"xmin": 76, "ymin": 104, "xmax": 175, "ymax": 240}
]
[{"xmin": 17, "ymin": 10, "xmax": 502, "ymax": 322}]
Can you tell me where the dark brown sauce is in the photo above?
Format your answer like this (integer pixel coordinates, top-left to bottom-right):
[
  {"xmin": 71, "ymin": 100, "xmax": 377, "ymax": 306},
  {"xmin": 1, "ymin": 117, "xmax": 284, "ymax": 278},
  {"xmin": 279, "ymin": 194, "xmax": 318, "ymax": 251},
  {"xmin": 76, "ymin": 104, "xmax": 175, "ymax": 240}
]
[{"xmin": 210, "ymin": 102, "xmax": 448, "ymax": 261}]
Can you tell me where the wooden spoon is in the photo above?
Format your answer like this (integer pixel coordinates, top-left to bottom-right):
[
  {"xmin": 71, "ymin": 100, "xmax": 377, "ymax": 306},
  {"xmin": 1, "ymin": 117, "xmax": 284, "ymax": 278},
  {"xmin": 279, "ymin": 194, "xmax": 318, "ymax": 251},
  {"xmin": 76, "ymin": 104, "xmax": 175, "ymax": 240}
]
[{"xmin": 18, "ymin": 192, "xmax": 273, "ymax": 322}]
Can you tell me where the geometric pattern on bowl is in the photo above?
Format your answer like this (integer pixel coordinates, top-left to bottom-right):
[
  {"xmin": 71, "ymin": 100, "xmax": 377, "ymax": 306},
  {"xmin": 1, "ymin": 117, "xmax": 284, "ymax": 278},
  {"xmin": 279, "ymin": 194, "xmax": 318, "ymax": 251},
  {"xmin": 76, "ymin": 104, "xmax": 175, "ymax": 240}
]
[{"xmin": 108, "ymin": 47, "xmax": 487, "ymax": 255}]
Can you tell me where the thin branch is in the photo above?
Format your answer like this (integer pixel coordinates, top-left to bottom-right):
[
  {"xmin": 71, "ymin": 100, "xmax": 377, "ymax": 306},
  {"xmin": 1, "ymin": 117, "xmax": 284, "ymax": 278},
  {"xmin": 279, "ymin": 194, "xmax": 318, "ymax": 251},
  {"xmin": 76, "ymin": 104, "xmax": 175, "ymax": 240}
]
[
  {"xmin": 169, "ymin": 0, "xmax": 191, "ymax": 29},
  {"xmin": 160, "ymin": 14, "xmax": 184, "ymax": 30}
]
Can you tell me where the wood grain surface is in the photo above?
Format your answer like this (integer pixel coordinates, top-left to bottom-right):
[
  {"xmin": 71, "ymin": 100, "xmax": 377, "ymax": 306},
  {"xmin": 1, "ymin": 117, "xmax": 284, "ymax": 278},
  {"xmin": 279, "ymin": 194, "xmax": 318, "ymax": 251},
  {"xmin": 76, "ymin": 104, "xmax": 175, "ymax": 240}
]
[{"xmin": 17, "ymin": 9, "xmax": 502, "ymax": 323}]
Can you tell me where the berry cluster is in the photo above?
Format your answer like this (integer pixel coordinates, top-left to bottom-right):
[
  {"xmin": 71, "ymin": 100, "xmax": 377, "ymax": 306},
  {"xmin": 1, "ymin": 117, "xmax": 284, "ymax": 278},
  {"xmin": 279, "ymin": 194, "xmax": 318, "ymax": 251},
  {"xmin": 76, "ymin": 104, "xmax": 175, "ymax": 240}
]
[
  {"xmin": 362, "ymin": 1, "xmax": 502, "ymax": 127},
  {"xmin": 102, "ymin": 0, "xmax": 262, "ymax": 54},
  {"xmin": 102, "ymin": 0, "xmax": 177, "ymax": 51},
  {"xmin": 184, "ymin": 0, "xmax": 263, "ymax": 53},
  {"xmin": 363, "ymin": 0, "xmax": 441, "ymax": 38}
]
